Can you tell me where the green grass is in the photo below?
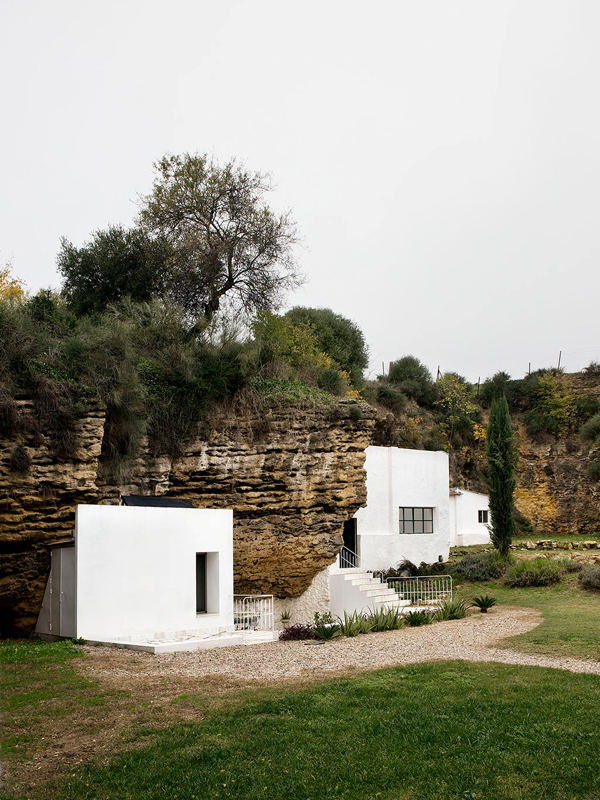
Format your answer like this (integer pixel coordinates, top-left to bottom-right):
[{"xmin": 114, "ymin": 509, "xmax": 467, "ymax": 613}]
[
  {"xmin": 0, "ymin": 639, "xmax": 127, "ymax": 762},
  {"xmin": 5, "ymin": 661, "xmax": 598, "ymax": 800},
  {"xmin": 457, "ymin": 576, "xmax": 600, "ymax": 660}
]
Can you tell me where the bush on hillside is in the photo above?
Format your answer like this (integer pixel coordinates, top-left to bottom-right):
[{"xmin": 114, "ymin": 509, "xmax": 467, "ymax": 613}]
[
  {"xmin": 453, "ymin": 552, "xmax": 510, "ymax": 582},
  {"xmin": 578, "ymin": 565, "xmax": 600, "ymax": 592},
  {"xmin": 386, "ymin": 355, "xmax": 435, "ymax": 406},
  {"xmin": 504, "ymin": 558, "xmax": 563, "ymax": 587},
  {"xmin": 580, "ymin": 413, "xmax": 600, "ymax": 443},
  {"xmin": 586, "ymin": 461, "xmax": 600, "ymax": 481}
]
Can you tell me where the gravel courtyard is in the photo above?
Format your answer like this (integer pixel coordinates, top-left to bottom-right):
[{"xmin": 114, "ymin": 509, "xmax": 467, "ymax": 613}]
[{"xmin": 81, "ymin": 606, "xmax": 600, "ymax": 684}]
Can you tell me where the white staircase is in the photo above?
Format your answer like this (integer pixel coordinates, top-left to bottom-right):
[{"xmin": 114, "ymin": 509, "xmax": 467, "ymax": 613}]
[{"xmin": 329, "ymin": 567, "xmax": 411, "ymax": 619}]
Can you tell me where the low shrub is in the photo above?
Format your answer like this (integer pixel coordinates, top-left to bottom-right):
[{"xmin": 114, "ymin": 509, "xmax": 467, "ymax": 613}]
[
  {"xmin": 578, "ymin": 565, "xmax": 600, "ymax": 592},
  {"xmin": 375, "ymin": 384, "xmax": 408, "ymax": 415},
  {"xmin": 586, "ymin": 461, "xmax": 600, "ymax": 481},
  {"xmin": 405, "ymin": 610, "xmax": 433, "ymax": 627},
  {"xmin": 279, "ymin": 624, "xmax": 315, "ymax": 642},
  {"xmin": 580, "ymin": 412, "xmax": 600, "ymax": 443},
  {"xmin": 453, "ymin": 552, "xmax": 510, "ymax": 582},
  {"xmin": 504, "ymin": 558, "xmax": 563, "ymax": 587},
  {"xmin": 471, "ymin": 595, "xmax": 498, "ymax": 613},
  {"xmin": 367, "ymin": 607, "xmax": 405, "ymax": 632},
  {"xmin": 312, "ymin": 612, "xmax": 341, "ymax": 641},
  {"xmin": 557, "ymin": 558, "xmax": 583, "ymax": 574},
  {"xmin": 435, "ymin": 598, "xmax": 470, "ymax": 621},
  {"xmin": 338, "ymin": 611, "xmax": 374, "ymax": 637}
]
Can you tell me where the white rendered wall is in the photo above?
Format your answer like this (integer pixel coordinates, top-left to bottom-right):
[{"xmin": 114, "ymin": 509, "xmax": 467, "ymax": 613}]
[
  {"xmin": 273, "ymin": 566, "xmax": 332, "ymax": 627},
  {"xmin": 354, "ymin": 446, "xmax": 450, "ymax": 570},
  {"xmin": 74, "ymin": 505, "xmax": 234, "ymax": 642},
  {"xmin": 449, "ymin": 490, "xmax": 491, "ymax": 547}
]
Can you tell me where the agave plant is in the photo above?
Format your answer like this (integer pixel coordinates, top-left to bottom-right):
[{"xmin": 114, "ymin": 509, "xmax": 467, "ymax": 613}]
[
  {"xmin": 339, "ymin": 611, "xmax": 372, "ymax": 637},
  {"xmin": 435, "ymin": 598, "xmax": 471, "ymax": 621},
  {"xmin": 405, "ymin": 610, "xmax": 433, "ymax": 627},
  {"xmin": 312, "ymin": 611, "xmax": 341, "ymax": 641},
  {"xmin": 367, "ymin": 606, "xmax": 404, "ymax": 632},
  {"xmin": 471, "ymin": 595, "xmax": 498, "ymax": 614}
]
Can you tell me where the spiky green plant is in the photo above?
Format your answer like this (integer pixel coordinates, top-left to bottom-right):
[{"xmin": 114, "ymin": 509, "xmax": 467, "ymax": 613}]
[
  {"xmin": 367, "ymin": 607, "xmax": 405, "ymax": 632},
  {"xmin": 435, "ymin": 598, "xmax": 471, "ymax": 621},
  {"xmin": 471, "ymin": 596, "xmax": 498, "ymax": 613},
  {"xmin": 405, "ymin": 610, "xmax": 433, "ymax": 627}
]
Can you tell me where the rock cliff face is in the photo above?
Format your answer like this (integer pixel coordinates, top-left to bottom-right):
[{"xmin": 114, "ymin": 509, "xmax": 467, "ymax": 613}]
[
  {"xmin": 0, "ymin": 398, "xmax": 376, "ymax": 636},
  {"xmin": 514, "ymin": 425, "xmax": 600, "ymax": 537}
]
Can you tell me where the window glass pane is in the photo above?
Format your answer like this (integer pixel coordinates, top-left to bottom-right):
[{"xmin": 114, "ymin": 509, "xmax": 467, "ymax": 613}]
[
  {"xmin": 404, "ymin": 521, "xmax": 414, "ymax": 533},
  {"xmin": 424, "ymin": 521, "xmax": 433, "ymax": 533},
  {"xmin": 414, "ymin": 521, "xmax": 424, "ymax": 533},
  {"xmin": 423, "ymin": 508, "xmax": 433, "ymax": 521},
  {"xmin": 403, "ymin": 508, "xmax": 413, "ymax": 521},
  {"xmin": 414, "ymin": 508, "xmax": 423, "ymax": 521}
]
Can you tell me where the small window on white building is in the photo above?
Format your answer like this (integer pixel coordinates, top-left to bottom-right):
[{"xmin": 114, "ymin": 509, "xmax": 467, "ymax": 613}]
[
  {"xmin": 399, "ymin": 507, "xmax": 434, "ymax": 534},
  {"xmin": 478, "ymin": 510, "xmax": 489, "ymax": 524}
]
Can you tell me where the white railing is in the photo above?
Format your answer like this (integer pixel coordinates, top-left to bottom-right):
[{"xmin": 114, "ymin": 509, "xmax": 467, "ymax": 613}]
[
  {"xmin": 233, "ymin": 594, "xmax": 274, "ymax": 632},
  {"xmin": 386, "ymin": 575, "xmax": 453, "ymax": 606}
]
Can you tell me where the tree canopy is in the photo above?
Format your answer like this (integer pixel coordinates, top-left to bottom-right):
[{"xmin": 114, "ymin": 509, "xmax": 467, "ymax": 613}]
[
  {"xmin": 387, "ymin": 355, "xmax": 434, "ymax": 405},
  {"xmin": 284, "ymin": 307, "xmax": 368, "ymax": 387},
  {"xmin": 57, "ymin": 225, "xmax": 168, "ymax": 317},
  {"xmin": 138, "ymin": 153, "xmax": 302, "ymax": 323}
]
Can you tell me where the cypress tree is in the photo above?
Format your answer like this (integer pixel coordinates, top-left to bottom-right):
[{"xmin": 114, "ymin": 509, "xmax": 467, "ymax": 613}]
[{"xmin": 486, "ymin": 395, "xmax": 516, "ymax": 557}]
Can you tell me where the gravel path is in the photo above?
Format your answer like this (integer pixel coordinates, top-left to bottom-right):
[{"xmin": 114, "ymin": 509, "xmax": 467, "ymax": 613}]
[{"xmin": 83, "ymin": 607, "xmax": 600, "ymax": 684}]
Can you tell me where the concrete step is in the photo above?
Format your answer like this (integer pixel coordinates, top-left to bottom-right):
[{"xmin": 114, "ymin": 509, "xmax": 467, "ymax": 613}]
[{"xmin": 363, "ymin": 587, "xmax": 398, "ymax": 597}]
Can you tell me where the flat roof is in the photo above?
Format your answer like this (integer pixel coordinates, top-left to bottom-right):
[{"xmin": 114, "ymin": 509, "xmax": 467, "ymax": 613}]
[{"xmin": 120, "ymin": 496, "xmax": 195, "ymax": 509}]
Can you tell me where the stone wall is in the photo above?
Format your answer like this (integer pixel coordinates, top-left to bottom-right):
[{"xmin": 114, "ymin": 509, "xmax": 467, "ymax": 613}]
[{"xmin": 0, "ymin": 398, "xmax": 376, "ymax": 636}]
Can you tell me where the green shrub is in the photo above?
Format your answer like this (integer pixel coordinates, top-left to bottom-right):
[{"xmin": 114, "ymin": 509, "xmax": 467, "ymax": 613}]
[
  {"xmin": 471, "ymin": 595, "xmax": 498, "ymax": 613},
  {"xmin": 338, "ymin": 611, "xmax": 370, "ymax": 637},
  {"xmin": 386, "ymin": 355, "xmax": 435, "ymax": 406},
  {"xmin": 587, "ymin": 461, "xmax": 600, "ymax": 481},
  {"xmin": 375, "ymin": 384, "xmax": 408, "ymax": 415},
  {"xmin": 404, "ymin": 610, "xmax": 433, "ymax": 627},
  {"xmin": 435, "ymin": 598, "xmax": 470, "ymax": 620},
  {"xmin": 367, "ymin": 607, "xmax": 404, "ymax": 632},
  {"xmin": 557, "ymin": 558, "xmax": 583, "ymax": 574},
  {"xmin": 453, "ymin": 552, "xmax": 510, "ymax": 582},
  {"xmin": 578, "ymin": 565, "xmax": 600, "ymax": 592},
  {"xmin": 312, "ymin": 612, "xmax": 341, "ymax": 641},
  {"xmin": 580, "ymin": 413, "xmax": 600, "ymax": 443},
  {"xmin": 576, "ymin": 396, "xmax": 600, "ymax": 421},
  {"xmin": 504, "ymin": 558, "xmax": 563, "ymax": 587}
]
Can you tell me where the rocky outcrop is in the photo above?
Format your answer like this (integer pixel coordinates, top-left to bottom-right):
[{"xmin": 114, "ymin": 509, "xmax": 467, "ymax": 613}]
[
  {"xmin": 514, "ymin": 422, "xmax": 600, "ymax": 537},
  {"xmin": 0, "ymin": 398, "xmax": 377, "ymax": 636}
]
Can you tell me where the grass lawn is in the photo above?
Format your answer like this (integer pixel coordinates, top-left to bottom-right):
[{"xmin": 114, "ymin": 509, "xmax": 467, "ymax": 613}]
[
  {"xmin": 2, "ymin": 657, "xmax": 599, "ymax": 800},
  {"xmin": 456, "ymin": 575, "xmax": 600, "ymax": 661}
]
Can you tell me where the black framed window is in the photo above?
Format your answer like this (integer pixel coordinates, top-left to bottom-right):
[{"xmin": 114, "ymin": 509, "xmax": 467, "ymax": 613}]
[
  {"xmin": 478, "ymin": 510, "xmax": 489, "ymax": 524},
  {"xmin": 399, "ymin": 507, "xmax": 434, "ymax": 534}
]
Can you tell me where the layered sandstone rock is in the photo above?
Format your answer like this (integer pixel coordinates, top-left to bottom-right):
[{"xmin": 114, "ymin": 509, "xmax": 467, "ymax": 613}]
[{"xmin": 0, "ymin": 398, "xmax": 376, "ymax": 635}]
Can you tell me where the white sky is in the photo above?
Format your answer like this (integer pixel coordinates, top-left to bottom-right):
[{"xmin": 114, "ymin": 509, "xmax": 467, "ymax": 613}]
[{"xmin": 1, "ymin": 0, "xmax": 599, "ymax": 381}]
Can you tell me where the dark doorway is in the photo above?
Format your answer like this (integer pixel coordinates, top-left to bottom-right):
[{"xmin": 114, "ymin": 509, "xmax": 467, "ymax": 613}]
[
  {"xmin": 196, "ymin": 553, "xmax": 207, "ymax": 613},
  {"xmin": 341, "ymin": 519, "xmax": 358, "ymax": 568}
]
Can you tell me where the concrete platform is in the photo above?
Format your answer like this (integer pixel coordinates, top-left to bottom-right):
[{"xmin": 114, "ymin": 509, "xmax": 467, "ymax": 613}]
[{"xmin": 85, "ymin": 630, "xmax": 278, "ymax": 654}]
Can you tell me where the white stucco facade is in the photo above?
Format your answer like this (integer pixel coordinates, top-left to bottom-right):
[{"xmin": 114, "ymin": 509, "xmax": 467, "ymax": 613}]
[
  {"xmin": 36, "ymin": 504, "xmax": 234, "ymax": 644},
  {"xmin": 353, "ymin": 446, "xmax": 451, "ymax": 570},
  {"xmin": 449, "ymin": 489, "xmax": 491, "ymax": 546}
]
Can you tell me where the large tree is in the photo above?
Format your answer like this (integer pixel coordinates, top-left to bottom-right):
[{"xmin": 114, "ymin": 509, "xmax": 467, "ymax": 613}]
[
  {"xmin": 284, "ymin": 307, "xmax": 368, "ymax": 387},
  {"xmin": 139, "ymin": 153, "xmax": 302, "ymax": 324},
  {"xmin": 57, "ymin": 225, "xmax": 168, "ymax": 316},
  {"xmin": 486, "ymin": 395, "xmax": 516, "ymax": 557}
]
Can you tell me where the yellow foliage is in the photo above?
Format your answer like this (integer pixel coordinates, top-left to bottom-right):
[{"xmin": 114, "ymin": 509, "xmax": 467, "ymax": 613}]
[
  {"xmin": 473, "ymin": 423, "xmax": 486, "ymax": 441},
  {"xmin": 0, "ymin": 263, "xmax": 27, "ymax": 305}
]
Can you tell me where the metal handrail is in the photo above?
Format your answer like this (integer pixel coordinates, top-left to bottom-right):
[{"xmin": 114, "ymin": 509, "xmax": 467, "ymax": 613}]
[
  {"xmin": 338, "ymin": 545, "xmax": 387, "ymax": 580},
  {"xmin": 233, "ymin": 594, "xmax": 274, "ymax": 631}
]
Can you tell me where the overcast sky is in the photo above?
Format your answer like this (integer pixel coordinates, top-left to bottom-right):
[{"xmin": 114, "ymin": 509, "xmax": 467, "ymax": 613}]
[{"xmin": 1, "ymin": 1, "xmax": 598, "ymax": 381}]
